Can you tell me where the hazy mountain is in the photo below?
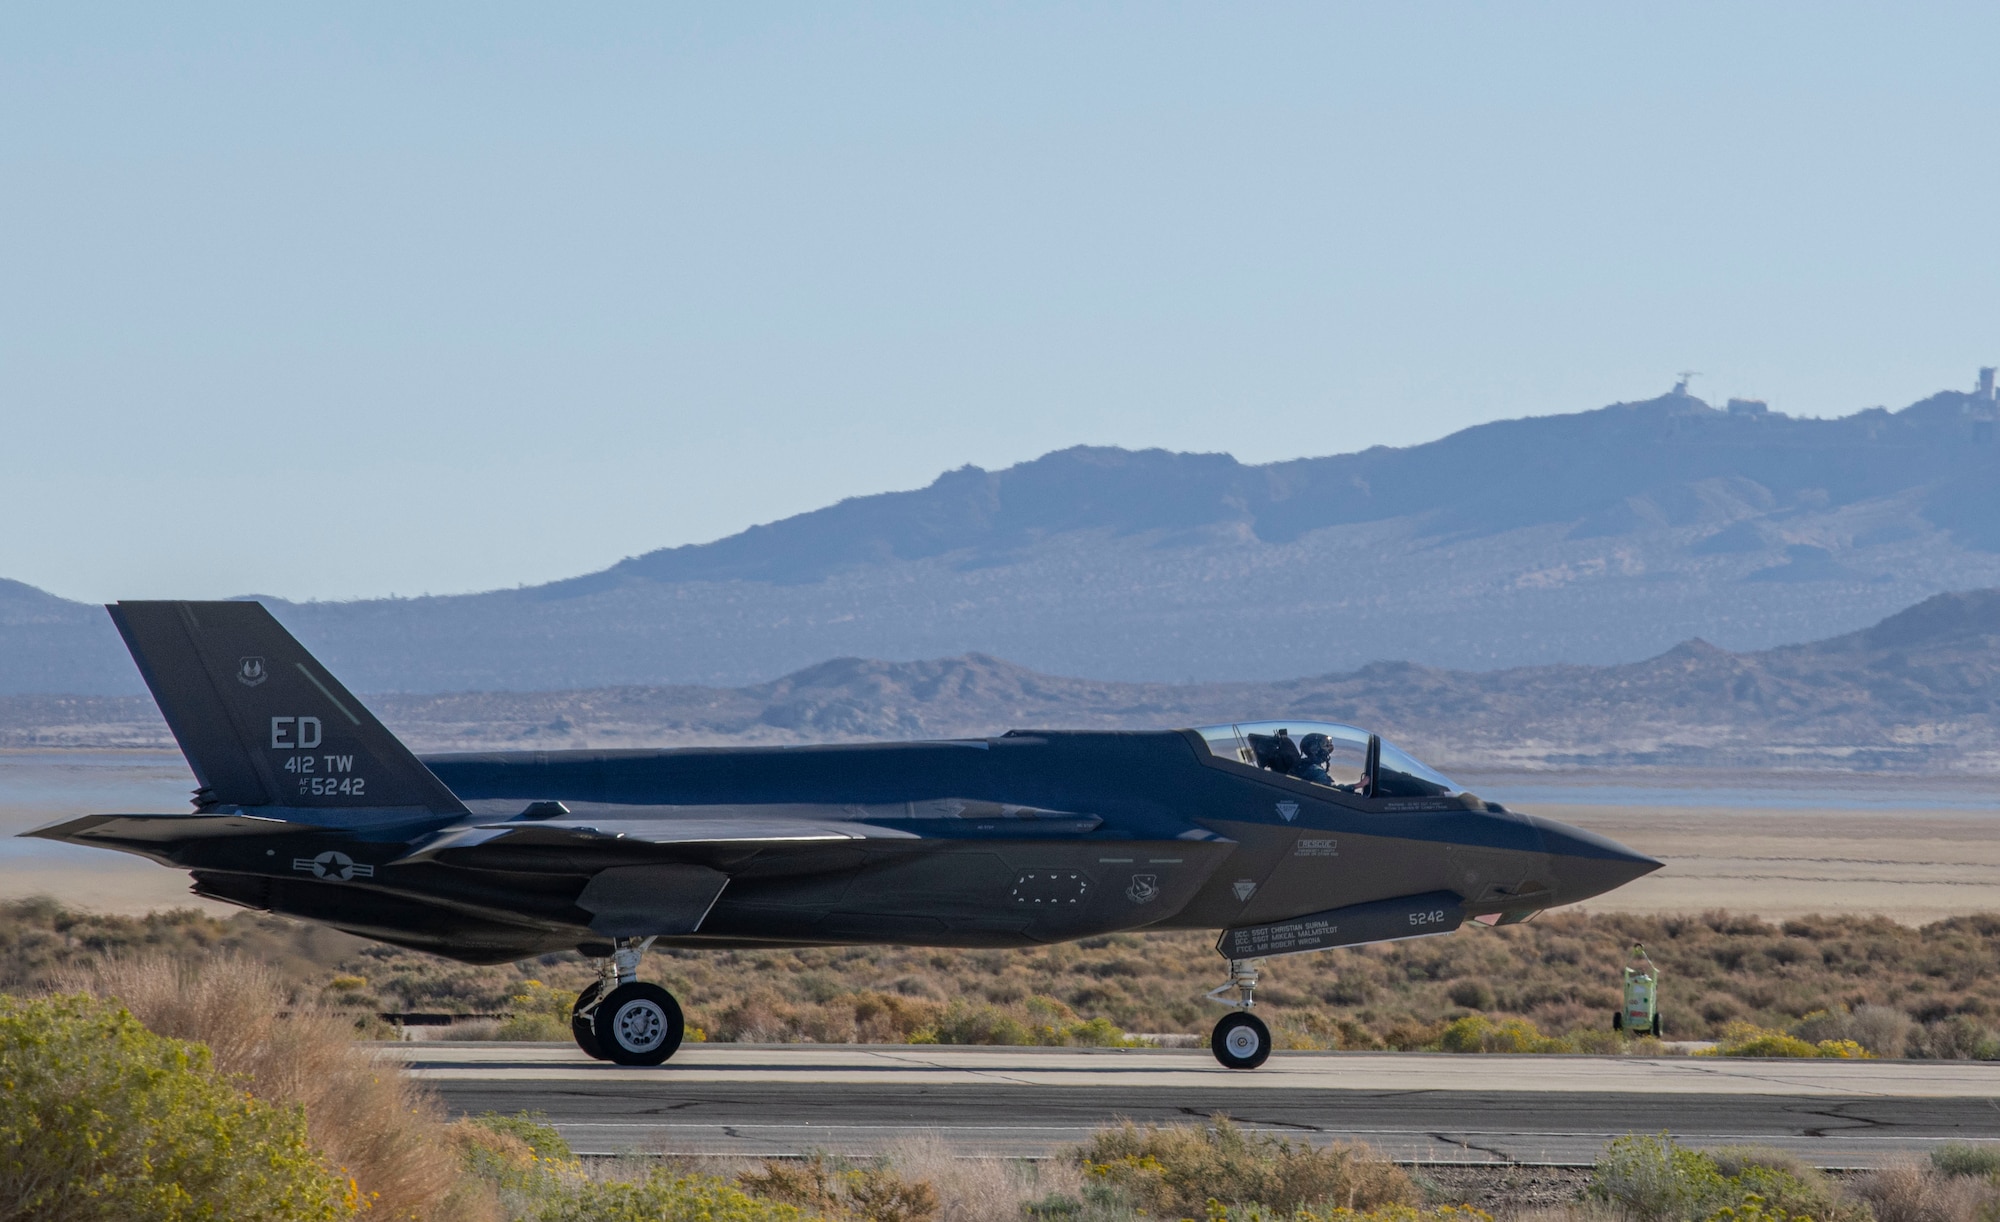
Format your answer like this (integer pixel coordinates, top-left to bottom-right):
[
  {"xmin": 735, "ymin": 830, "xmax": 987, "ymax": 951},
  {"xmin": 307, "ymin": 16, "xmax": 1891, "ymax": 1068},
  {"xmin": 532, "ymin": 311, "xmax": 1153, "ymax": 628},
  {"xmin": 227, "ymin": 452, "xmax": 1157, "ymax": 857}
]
[
  {"xmin": 10, "ymin": 589, "xmax": 1998, "ymax": 773},
  {"xmin": 6, "ymin": 382, "xmax": 2000, "ymax": 696}
]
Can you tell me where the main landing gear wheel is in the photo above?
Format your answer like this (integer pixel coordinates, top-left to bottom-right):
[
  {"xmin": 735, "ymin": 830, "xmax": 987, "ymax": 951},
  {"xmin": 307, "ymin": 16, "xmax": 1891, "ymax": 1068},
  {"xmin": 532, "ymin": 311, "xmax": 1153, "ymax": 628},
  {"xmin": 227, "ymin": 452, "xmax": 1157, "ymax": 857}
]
[
  {"xmin": 1211, "ymin": 1012, "xmax": 1272, "ymax": 1070},
  {"xmin": 592, "ymin": 981, "xmax": 685, "ymax": 1066},
  {"xmin": 571, "ymin": 981, "xmax": 608, "ymax": 1060}
]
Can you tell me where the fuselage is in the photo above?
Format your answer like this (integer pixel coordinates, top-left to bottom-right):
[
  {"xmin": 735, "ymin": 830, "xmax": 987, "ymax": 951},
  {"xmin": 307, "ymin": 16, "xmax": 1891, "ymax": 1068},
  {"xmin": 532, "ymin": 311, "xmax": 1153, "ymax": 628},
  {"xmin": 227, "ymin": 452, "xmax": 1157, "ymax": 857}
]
[{"xmin": 371, "ymin": 728, "xmax": 1652, "ymax": 958}]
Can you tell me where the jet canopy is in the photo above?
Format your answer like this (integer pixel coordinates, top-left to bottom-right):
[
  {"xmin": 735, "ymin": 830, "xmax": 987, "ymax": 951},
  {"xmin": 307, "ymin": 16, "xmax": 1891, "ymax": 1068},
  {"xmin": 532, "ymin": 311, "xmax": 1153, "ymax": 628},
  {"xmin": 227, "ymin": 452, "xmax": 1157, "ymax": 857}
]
[{"xmin": 1193, "ymin": 720, "xmax": 1462, "ymax": 799}]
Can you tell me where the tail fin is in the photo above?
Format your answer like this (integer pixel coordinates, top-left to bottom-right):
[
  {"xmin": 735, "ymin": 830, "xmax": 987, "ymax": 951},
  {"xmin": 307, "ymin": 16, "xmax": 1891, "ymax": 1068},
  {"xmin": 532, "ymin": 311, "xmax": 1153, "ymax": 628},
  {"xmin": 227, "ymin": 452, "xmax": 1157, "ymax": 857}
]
[{"xmin": 108, "ymin": 601, "xmax": 466, "ymax": 816}]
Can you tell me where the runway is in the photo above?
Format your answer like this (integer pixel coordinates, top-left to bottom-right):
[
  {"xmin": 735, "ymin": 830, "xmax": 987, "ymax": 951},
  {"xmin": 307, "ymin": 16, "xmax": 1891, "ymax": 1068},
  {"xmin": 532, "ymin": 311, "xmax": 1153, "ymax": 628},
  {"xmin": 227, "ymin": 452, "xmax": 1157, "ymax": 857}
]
[{"xmin": 398, "ymin": 1043, "xmax": 2000, "ymax": 1167}]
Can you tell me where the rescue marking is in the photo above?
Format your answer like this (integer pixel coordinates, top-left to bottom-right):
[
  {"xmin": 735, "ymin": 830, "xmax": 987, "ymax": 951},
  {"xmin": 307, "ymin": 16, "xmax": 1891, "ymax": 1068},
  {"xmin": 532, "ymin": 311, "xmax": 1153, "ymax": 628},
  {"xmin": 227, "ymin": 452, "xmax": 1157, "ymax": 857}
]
[{"xmin": 1275, "ymin": 801, "xmax": 1300, "ymax": 823}]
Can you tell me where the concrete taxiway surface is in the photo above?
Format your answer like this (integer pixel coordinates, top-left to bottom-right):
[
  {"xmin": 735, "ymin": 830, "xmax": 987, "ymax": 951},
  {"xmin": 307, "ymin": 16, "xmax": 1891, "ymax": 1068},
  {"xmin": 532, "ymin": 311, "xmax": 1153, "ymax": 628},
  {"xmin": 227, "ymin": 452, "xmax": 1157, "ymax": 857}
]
[{"xmin": 397, "ymin": 1043, "xmax": 2000, "ymax": 1167}]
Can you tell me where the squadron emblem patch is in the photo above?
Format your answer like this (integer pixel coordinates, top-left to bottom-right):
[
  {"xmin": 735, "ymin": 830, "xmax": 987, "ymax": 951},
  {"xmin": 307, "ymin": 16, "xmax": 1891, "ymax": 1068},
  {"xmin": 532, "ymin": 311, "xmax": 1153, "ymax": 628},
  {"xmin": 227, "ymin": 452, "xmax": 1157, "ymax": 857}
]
[
  {"xmin": 1125, "ymin": 874, "xmax": 1161, "ymax": 904},
  {"xmin": 236, "ymin": 656, "xmax": 267, "ymax": 687}
]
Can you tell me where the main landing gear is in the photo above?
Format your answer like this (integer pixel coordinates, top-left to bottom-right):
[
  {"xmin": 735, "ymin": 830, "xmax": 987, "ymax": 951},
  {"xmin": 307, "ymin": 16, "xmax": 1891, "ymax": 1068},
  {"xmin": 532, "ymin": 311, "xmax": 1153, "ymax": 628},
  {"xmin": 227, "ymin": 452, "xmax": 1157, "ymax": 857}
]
[
  {"xmin": 571, "ymin": 937, "xmax": 685, "ymax": 1066},
  {"xmin": 1205, "ymin": 958, "xmax": 1271, "ymax": 1070}
]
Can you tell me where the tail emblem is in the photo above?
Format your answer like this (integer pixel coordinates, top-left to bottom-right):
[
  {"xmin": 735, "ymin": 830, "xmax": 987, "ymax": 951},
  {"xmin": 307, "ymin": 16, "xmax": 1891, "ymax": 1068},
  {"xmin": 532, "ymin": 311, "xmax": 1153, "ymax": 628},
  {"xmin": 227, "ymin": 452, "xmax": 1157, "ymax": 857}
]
[{"xmin": 235, "ymin": 656, "xmax": 267, "ymax": 687}]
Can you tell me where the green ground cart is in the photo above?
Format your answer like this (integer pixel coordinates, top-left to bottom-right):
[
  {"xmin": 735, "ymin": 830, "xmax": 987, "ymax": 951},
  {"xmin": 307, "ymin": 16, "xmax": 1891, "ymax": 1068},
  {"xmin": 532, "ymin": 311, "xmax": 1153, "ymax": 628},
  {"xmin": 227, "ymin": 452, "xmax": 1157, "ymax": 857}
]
[{"xmin": 1613, "ymin": 943, "xmax": 1663, "ymax": 1037}]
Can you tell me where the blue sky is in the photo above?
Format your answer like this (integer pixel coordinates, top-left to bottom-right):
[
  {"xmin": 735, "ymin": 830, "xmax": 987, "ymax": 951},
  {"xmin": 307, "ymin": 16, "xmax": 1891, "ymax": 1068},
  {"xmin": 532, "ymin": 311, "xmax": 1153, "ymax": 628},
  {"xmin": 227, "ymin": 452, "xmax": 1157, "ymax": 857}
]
[{"xmin": 5, "ymin": 4, "xmax": 1997, "ymax": 603}]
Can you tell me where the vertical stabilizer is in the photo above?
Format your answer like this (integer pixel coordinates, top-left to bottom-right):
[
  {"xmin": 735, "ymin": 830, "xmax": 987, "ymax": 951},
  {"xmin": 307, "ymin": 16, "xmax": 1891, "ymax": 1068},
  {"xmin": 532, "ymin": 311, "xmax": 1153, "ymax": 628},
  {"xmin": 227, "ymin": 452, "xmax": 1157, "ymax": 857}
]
[{"xmin": 107, "ymin": 601, "xmax": 466, "ymax": 815}]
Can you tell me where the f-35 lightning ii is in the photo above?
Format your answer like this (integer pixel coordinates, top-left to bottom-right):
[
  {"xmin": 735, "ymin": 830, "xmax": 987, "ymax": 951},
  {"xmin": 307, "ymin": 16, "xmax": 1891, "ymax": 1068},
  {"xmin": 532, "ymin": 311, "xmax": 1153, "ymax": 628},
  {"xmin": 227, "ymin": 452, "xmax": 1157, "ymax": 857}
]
[{"xmin": 29, "ymin": 602, "xmax": 1660, "ymax": 1068}]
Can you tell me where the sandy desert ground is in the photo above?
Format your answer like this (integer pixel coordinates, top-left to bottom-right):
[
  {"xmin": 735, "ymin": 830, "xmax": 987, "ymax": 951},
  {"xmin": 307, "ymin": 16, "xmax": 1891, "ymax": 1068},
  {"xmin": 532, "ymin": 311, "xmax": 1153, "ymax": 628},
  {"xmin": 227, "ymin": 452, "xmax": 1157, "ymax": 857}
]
[{"xmin": 2, "ymin": 751, "xmax": 1995, "ymax": 923}]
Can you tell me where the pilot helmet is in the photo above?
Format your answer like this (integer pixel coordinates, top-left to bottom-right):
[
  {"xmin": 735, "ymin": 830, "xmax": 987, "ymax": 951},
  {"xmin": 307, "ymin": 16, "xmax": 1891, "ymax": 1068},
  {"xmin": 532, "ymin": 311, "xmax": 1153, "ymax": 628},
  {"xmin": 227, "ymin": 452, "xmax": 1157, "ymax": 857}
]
[{"xmin": 1299, "ymin": 733, "xmax": 1334, "ymax": 762}]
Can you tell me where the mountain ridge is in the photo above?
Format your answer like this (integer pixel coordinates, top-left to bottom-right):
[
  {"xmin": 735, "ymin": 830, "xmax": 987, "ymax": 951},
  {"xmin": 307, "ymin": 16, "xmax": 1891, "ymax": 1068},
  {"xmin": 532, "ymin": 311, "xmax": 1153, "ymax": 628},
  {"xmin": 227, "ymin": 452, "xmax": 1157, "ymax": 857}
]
[
  {"xmin": 7, "ymin": 382, "xmax": 2000, "ymax": 695},
  {"xmin": 9, "ymin": 588, "xmax": 1997, "ymax": 774}
]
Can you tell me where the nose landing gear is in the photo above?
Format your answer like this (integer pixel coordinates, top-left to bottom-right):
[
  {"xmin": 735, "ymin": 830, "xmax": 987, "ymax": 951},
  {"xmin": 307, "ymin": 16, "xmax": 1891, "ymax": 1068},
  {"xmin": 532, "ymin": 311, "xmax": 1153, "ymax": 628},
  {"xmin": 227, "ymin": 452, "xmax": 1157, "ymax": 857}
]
[
  {"xmin": 1205, "ymin": 958, "xmax": 1271, "ymax": 1069},
  {"xmin": 570, "ymin": 936, "xmax": 685, "ymax": 1066}
]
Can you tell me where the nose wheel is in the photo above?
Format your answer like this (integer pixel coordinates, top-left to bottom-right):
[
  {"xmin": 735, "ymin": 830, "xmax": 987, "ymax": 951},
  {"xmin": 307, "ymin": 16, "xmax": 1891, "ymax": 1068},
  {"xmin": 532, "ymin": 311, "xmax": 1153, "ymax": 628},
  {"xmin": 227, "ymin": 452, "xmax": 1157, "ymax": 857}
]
[
  {"xmin": 1205, "ymin": 957, "xmax": 1272, "ymax": 1069},
  {"xmin": 569, "ymin": 935, "xmax": 685, "ymax": 1066},
  {"xmin": 1211, "ymin": 1012, "xmax": 1272, "ymax": 1069}
]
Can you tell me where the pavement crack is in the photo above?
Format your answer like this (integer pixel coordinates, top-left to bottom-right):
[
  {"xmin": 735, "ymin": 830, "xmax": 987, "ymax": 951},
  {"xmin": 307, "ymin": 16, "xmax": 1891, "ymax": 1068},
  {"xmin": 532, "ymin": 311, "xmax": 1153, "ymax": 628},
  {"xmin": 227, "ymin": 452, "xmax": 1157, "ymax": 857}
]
[
  {"xmin": 1430, "ymin": 1133, "xmax": 1516, "ymax": 1164},
  {"xmin": 1795, "ymin": 1101, "xmax": 1891, "ymax": 1138}
]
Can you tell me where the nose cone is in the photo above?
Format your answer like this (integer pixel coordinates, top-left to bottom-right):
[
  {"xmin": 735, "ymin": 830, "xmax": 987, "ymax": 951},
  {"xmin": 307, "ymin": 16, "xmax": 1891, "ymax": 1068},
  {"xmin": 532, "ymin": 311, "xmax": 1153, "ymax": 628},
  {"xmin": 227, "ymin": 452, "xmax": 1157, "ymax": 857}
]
[{"xmin": 1531, "ymin": 815, "xmax": 1662, "ymax": 906}]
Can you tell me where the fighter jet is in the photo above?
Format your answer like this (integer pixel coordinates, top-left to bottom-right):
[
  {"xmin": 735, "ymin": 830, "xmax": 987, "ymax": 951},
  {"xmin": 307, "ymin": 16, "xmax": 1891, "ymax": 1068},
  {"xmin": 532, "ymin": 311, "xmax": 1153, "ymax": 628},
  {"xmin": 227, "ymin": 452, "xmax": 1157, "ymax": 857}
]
[{"xmin": 29, "ymin": 602, "xmax": 1660, "ymax": 1069}]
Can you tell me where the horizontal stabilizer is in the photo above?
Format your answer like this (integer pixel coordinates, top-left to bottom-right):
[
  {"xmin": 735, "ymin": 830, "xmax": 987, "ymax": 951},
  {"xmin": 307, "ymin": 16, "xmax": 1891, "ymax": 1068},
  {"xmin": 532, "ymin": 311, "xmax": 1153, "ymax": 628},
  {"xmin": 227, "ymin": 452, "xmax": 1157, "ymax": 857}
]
[{"xmin": 22, "ymin": 812, "xmax": 336, "ymax": 866}]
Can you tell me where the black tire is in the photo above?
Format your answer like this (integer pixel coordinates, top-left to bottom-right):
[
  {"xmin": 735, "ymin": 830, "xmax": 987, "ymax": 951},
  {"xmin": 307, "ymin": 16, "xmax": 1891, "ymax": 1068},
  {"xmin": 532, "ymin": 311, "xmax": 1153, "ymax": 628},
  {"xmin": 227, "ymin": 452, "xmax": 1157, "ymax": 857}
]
[
  {"xmin": 571, "ymin": 982, "xmax": 607, "ymax": 1060},
  {"xmin": 1650, "ymin": 1012, "xmax": 1663, "ymax": 1038},
  {"xmin": 1211, "ymin": 1012, "xmax": 1272, "ymax": 1070},
  {"xmin": 1612, "ymin": 1011, "xmax": 1623, "ymax": 1032},
  {"xmin": 592, "ymin": 982, "xmax": 685, "ymax": 1066}
]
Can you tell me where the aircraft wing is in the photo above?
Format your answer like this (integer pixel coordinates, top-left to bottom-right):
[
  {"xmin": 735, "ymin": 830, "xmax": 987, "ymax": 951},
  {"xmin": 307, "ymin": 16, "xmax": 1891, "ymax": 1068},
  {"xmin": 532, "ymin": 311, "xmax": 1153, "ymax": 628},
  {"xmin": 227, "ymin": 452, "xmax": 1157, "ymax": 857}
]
[
  {"xmin": 394, "ymin": 816, "xmax": 916, "ymax": 864},
  {"xmin": 392, "ymin": 809, "xmax": 1105, "ymax": 871}
]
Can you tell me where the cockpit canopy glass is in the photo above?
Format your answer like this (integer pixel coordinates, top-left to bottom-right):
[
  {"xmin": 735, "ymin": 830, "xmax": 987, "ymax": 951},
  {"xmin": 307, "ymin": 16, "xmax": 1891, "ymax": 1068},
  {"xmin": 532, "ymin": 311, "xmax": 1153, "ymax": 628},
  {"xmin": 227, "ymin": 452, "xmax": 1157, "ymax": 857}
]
[
  {"xmin": 1194, "ymin": 720, "xmax": 1462, "ymax": 800},
  {"xmin": 1374, "ymin": 739, "xmax": 1461, "ymax": 799}
]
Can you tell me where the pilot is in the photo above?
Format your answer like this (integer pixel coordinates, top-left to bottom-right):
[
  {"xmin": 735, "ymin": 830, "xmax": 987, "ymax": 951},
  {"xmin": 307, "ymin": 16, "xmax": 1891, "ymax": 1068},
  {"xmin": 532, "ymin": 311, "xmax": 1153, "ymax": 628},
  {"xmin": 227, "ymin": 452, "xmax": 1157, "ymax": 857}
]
[{"xmin": 1295, "ymin": 733, "xmax": 1335, "ymax": 786}]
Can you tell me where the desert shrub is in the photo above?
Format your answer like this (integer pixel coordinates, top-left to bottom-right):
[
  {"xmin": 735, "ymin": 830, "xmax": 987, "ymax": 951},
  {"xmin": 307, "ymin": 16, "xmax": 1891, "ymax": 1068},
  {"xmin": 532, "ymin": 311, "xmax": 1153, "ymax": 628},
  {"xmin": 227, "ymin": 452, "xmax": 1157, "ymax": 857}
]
[
  {"xmin": 1380, "ymin": 1018, "xmax": 1449, "ymax": 1051},
  {"xmin": 739, "ymin": 1154, "xmax": 938, "ymax": 1222},
  {"xmin": 1851, "ymin": 1163, "xmax": 2000, "ymax": 1222},
  {"xmin": 449, "ymin": 1120, "xmax": 545, "ymax": 1196},
  {"xmin": 1848, "ymin": 1006, "xmax": 1915, "ymax": 1057},
  {"xmin": 1699, "ymin": 1023, "xmax": 1871, "ymax": 1059},
  {"xmin": 1907, "ymin": 1017, "xmax": 2000, "ymax": 1061},
  {"xmin": 846, "ymin": 1167, "xmax": 945, "ymax": 1222},
  {"xmin": 540, "ymin": 1171, "xmax": 830, "ymax": 1222},
  {"xmin": 499, "ymin": 979, "xmax": 575, "ymax": 1041},
  {"xmin": 1704, "ymin": 1194, "xmax": 1816, "ymax": 1222},
  {"xmin": 884, "ymin": 1134, "xmax": 1079, "ymax": 1222},
  {"xmin": 1022, "ymin": 1181, "xmax": 1136, "ymax": 1222},
  {"xmin": 1790, "ymin": 1006, "xmax": 1914, "ymax": 1058},
  {"xmin": 1279, "ymin": 1208, "xmax": 1490, "ymax": 1222},
  {"xmin": 475, "ymin": 1110, "xmax": 576, "ymax": 1162},
  {"xmin": 916, "ymin": 996, "xmax": 1139, "ymax": 1047},
  {"xmin": 0, "ymin": 992, "xmax": 353, "ymax": 1222},
  {"xmin": 29, "ymin": 901, "xmax": 2000, "ymax": 1057},
  {"xmin": 1705, "ymin": 1149, "xmax": 1867, "ymax": 1222},
  {"xmin": 1198, "ymin": 1209, "xmax": 1490, "ymax": 1222},
  {"xmin": 1448, "ymin": 981, "xmax": 1496, "ymax": 1010},
  {"xmin": 1078, "ymin": 1118, "xmax": 1414, "ymax": 1217},
  {"xmin": 1592, "ymin": 1134, "xmax": 1735, "ymax": 1222},
  {"xmin": 64, "ymin": 953, "xmax": 469, "ymax": 1221},
  {"xmin": 1275, "ymin": 1011, "xmax": 1344, "ymax": 1051},
  {"xmin": 1594, "ymin": 1135, "xmax": 1877, "ymax": 1222},
  {"xmin": 1930, "ymin": 1144, "xmax": 2000, "ymax": 1180},
  {"xmin": 1437, "ymin": 1014, "xmax": 1574, "ymax": 1054}
]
